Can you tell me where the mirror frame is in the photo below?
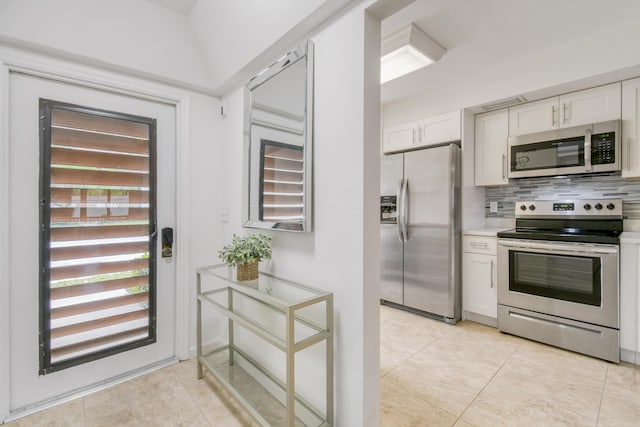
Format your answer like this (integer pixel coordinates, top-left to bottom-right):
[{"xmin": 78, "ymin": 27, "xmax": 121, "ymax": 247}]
[{"xmin": 242, "ymin": 41, "xmax": 314, "ymax": 232}]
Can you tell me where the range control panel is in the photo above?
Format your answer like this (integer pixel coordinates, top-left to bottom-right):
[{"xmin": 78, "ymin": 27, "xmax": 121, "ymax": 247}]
[{"xmin": 515, "ymin": 199, "xmax": 623, "ymax": 218}]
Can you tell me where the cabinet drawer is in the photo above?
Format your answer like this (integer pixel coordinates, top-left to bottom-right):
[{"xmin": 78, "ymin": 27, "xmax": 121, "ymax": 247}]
[{"xmin": 463, "ymin": 236, "xmax": 497, "ymax": 255}]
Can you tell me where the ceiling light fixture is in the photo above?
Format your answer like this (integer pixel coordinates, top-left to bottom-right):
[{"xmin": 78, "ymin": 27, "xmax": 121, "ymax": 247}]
[{"xmin": 381, "ymin": 24, "xmax": 446, "ymax": 84}]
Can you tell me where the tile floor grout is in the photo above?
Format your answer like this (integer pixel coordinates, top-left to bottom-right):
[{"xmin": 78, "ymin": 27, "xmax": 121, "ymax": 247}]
[
  {"xmin": 452, "ymin": 339, "xmax": 524, "ymax": 426},
  {"xmin": 380, "ymin": 304, "xmax": 640, "ymax": 427}
]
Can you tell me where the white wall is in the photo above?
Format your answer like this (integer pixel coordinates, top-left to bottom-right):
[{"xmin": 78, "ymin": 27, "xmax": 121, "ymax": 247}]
[
  {"xmin": 190, "ymin": 0, "xmax": 325, "ymax": 88},
  {"xmin": 0, "ymin": 45, "xmax": 221, "ymax": 420},
  {"xmin": 0, "ymin": 0, "xmax": 214, "ymax": 93},
  {"xmin": 217, "ymin": 4, "xmax": 381, "ymax": 425}
]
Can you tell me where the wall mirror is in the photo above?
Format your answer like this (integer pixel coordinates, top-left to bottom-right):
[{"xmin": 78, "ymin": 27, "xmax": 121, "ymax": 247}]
[{"xmin": 243, "ymin": 41, "xmax": 313, "ymax": 232}]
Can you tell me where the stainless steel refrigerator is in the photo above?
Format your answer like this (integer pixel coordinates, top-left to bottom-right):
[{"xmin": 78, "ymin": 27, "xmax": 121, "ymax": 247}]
[{"xmin": 379, "ymin": 143, "xmax": 461, "ymax": 323}]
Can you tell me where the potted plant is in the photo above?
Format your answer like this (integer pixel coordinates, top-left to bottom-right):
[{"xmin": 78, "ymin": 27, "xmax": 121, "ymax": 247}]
[{"xmin": 218, "ymin": 233, "xmax": 272, "ymax": 281}]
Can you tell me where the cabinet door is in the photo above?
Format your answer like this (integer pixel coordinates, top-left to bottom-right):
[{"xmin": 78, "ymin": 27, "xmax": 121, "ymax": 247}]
[
  {"xmin": 474, "ymin": 109, "xmax": 508, "ymax": 186},
  {"xmin": 559, "ymin": 83, "xmax": 621, "ymax": 128},
  {"xmin": 462, "ymin": 252, "xmax": 497, "ymax": 318},
  {"xmin": 622, "ymin": 77, "xmax": 640, "ymax": 178},
  {"xmin": 508, "ymin": 97, "xmax": 558, "ymax": 136},
  {"xmin": 417, "ymin": 110, "xmax": 460, "ymax": 147},
  {"xmin": 383, "ymin": 121, "xmax": 417, "ymax": 154},
  {"xmin": 619, "ymin": 242, "xmax": 639, "ymax": 362}
]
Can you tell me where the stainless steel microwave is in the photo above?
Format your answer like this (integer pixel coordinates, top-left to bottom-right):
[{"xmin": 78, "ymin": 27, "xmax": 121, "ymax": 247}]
[{"xmin": 507, "ymin": 119, "xmax": 621, "ymax": 179}]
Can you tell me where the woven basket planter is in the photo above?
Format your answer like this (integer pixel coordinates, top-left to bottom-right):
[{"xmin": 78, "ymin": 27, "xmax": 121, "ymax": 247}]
[{"xmin": 236, "ymin": 260, "xmax": 258, "ymax": 281}]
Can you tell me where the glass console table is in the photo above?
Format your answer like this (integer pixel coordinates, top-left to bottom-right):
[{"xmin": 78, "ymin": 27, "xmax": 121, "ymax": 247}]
[{"xmin": 196, "ymin": 264, "xmax": 333, "ymax": 426}]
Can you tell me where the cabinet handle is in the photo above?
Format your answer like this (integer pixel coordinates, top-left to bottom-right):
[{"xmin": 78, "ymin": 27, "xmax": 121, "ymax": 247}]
[
  {"xmin": 502, "ymin": 154, "xmax": 507, "ymax": 180},
  {"xmin": 552, "ymin": 105, "xmax": 556, "ymax": 127},
  {"xmin": 490, "ymin": 260, "xmax": 495, "ymax": 288},
  {"xmin": 470, "ymin": 242, "xmax": 489, "ymax": 249},
  {"xmin": 413, "ymin": 129, "xmax": 416, "ymax": 144},
  {"xmin": 562, "ymin": 102, "xmax": 570, "ymax": 124},
  {"xmin": 627, "ymin": 137, "xmax": 631, "ymax": 170}
]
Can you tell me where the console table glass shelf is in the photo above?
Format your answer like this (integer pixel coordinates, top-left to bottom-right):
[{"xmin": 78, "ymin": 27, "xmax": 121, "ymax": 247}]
[{"xmin": 196, "ymin": 264, "xmax": 333, "ymax": 427}]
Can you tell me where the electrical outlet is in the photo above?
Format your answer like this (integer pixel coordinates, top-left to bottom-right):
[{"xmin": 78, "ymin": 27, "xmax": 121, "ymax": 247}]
[
  {"xmin": 489, "ymin": 202, "xmax": 498, "ymax": 213},
  {"xmin": 220, "ymin": 208, "xmax": 229, "ymax": 223}
]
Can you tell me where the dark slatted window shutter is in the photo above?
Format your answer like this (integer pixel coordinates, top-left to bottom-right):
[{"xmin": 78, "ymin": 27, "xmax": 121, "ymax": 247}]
[{"xmin": 39, "ymin": 99, "xmax": 157, "ymax": 374}]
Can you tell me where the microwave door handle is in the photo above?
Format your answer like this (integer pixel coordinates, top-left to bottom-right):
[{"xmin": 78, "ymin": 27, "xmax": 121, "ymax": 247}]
[{"xmin": 584, "ymin": 129, "xmax": 592, "ymax": 172}]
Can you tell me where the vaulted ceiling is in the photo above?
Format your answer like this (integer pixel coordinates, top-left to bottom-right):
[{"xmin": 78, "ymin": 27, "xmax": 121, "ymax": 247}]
[{"xmin": 1, "ymin": 0, "xmax": 640, "ymax": 107}]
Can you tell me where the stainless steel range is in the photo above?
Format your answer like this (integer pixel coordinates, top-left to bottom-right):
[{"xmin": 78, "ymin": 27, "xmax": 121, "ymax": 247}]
[{"xmin": 497, "ymin": 199, "xmax": 622, "ymax": 362}]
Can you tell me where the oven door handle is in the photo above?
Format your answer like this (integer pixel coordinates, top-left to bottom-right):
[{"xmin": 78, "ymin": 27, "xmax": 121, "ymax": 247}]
[{"xmin": 498, "ymin": 240, "xmax": 618, "ymax": 254}]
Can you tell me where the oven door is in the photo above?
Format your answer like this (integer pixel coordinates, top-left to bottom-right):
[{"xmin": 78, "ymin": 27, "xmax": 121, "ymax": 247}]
[{"xmin": 497, "ymin": 239, "xmax": 618, "ymax": 328}]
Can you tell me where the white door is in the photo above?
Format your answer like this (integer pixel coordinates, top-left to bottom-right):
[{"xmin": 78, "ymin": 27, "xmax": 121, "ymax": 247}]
[{"xmin": 8, "ymin": 72, "xmax": 177, "ymax": 411}]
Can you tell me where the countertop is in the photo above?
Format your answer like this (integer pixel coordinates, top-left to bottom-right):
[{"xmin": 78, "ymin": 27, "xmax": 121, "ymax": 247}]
[
  {"xmin": 621, "ymin": 232, "xmax": 640, "ymax": 244},
  {"xmin": 463, "ymin": 227, "xmax": 512, "ymax": 237}
]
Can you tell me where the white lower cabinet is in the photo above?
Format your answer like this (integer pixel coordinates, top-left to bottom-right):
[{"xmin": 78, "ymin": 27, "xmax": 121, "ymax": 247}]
[
  {"xmin": 620, "ymin": 237, "xmax": 640, "ymax": 364},
  {"xmin": 463, "ymin": 234, "xmax": 498, "ymax": 325}
]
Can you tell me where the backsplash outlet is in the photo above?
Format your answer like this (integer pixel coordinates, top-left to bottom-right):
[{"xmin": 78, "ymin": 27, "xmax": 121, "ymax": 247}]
[{"xmin": 486, "ymin": 173, "xmax": 640, "ymax": 219}]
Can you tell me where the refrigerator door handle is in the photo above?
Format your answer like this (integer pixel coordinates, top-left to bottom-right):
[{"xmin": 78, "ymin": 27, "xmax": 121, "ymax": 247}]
[
  {"xmin": 396, "ymin": 178, "xmax": 404, "ymax": 242},
  {"xmin": 401, "ymin": 178, "xmax": 409, "ymax": 242}
]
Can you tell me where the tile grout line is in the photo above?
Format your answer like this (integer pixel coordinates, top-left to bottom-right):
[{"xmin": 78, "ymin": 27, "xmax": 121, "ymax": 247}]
[
  {"xmin": 171, "ymin": 362, "xmax": 215, "ymax": 427},
  {"xmin": 81, "ymin": 394, "xmax": 87, "ymax": 427},
  {"xmin": 451, "ymin": 339, "xmax": 524, "ymax": 427},
  {"xmin": 594, "ymin": 363, "xmax": 610, "ymax": 427},
  {"xmin": 487, "ymin": 345, "xmax": 606, "ymax": 426}
]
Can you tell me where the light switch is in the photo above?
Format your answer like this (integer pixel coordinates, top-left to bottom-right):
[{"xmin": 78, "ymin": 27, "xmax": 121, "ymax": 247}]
[
  {"xmin": 220, "ymin": 208, "xmax": 229, "ymax": 223},
  {"xmin": 489, "ymin": 202, "xmax": 498, "ymax": 213}
]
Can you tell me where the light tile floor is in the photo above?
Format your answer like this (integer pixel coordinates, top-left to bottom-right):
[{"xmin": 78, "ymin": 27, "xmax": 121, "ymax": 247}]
[
  {"xmin": 6, "ymin": 304, "xmax": 640, "ymax": 426},
  {"xmin": 380, "ymin": 304, "xmax": 640, "ymax": 427}
]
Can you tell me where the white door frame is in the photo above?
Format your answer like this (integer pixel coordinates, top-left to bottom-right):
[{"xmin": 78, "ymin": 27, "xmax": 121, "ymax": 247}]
[{"xmin": 0, "ymin": 46, "xmax": 193, "ymax": 420}]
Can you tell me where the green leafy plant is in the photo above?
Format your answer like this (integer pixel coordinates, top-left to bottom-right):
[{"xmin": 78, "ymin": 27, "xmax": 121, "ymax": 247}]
[{"xmin": 218, "ymin": 233, "xmax": 272, "ymax": 267}]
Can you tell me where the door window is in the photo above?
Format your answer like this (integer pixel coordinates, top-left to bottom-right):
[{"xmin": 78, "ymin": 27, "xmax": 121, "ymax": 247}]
[{"xmin": 39, "ymin": 99, "xmax": 157, "ymax": 374}]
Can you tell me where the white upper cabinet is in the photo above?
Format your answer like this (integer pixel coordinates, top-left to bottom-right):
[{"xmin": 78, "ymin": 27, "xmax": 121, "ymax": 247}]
[
  {"xmin": 418, "ymin": 110, "xmax": 461, "ymax": 147},
  {"xmin": 622, "ymin": 77, "xmax": 640, "ymax": 178},
  {"xmin": 509, "ymin": 83, "xmax": 621, "ymax": 136},
  {"xmin": 509, "ymin": 97, "xmax": 558, "ymax": 136},
  {"xmin": 475, "ymin": 109, "xmax": 509, "ymax": 186},
  {"xmin": 382, "ymin": 121, "xmax": 417, "ymax": 154},
  {"xmin": 383, "ymin": 110, "xmax": 460, "ymax": 154},
  {"xmin": 559, "ymin": 83, "xmax": 621, "ymax": 128}
]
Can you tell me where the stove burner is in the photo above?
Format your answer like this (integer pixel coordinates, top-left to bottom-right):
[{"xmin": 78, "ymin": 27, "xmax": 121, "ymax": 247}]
[{"xmin": 499, "ymin": 199, "xmax": 623, "ymax": 245}]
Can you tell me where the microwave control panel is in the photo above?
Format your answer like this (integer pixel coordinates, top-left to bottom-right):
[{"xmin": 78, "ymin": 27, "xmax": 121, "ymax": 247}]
[{"xmin": 591, "ymin": 132, "xmax": 615, "ymax": 165}]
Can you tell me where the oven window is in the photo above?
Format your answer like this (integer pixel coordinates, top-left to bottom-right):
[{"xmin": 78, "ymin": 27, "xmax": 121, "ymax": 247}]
[
  {"xmin": 511, "ymin": 136, "xmax": 584, "ymax": 171},
  {"xmin": 509, "ymin": 251, "xmax": 601, "ymax": 306}
]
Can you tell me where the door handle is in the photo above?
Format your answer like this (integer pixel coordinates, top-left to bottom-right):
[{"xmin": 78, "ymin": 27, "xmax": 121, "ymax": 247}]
[
  {"xmin": 401, "ymin": 178, "xmax": 409, "ymax": 242},
  {"xmin": 396, "ymin": 179, "xmax": 403, "ymax": 243},
  {"xmin": 585, "ymin": 129, "xmax": 592, "ymax": 172}
]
